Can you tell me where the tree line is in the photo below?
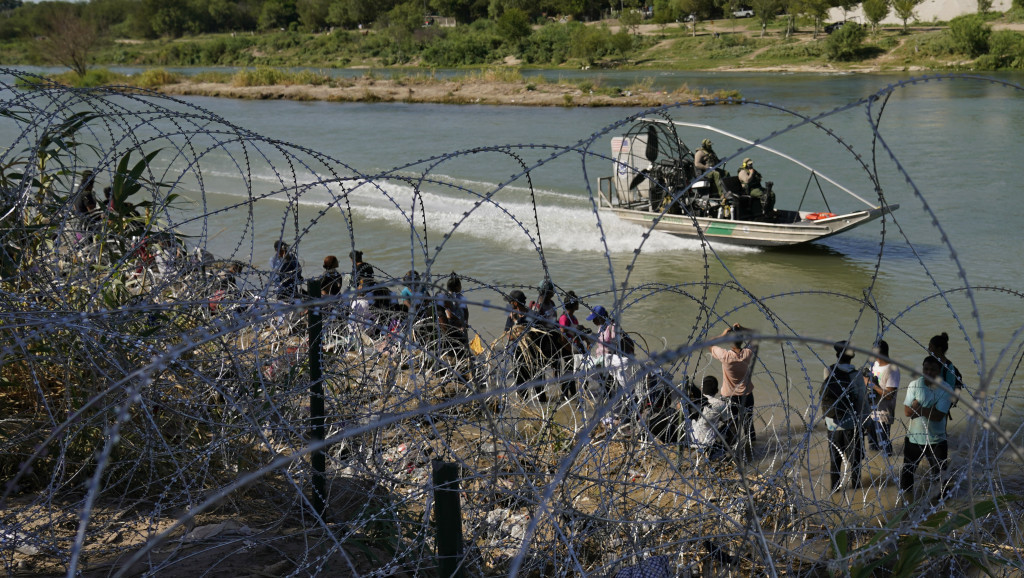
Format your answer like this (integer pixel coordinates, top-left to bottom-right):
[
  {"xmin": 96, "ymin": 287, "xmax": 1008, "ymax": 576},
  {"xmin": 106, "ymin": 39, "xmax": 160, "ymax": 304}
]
[
  {"xmin": 2, "ymin": 0, "xmax": 1023, "ymax": 76},
  {"xmin": 0, "ymin": 0, "xmax": 900, "ymax": 41}
]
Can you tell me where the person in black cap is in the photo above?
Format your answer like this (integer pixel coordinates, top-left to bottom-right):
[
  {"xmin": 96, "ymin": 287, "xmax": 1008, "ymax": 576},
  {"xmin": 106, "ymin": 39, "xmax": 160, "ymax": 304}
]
[
  {"xmin": 504, "ymin": 289, "xmax": 544, "ymax": 401},
  {"xmin": 530, "ymin": 279, "xmax": 557, "ymax": 322},
  {"xmin": 320, "ymin": 255, "xmax": 343, "ymax": 297},
  {"xmin": 504, "ymin": 289, "xmax": 528, "ymax": 332},
  {"xmin": 439, "ymin": 273, "xmax": 469, "ymax": 356},
  {"xmin": 269, "ymin": 240, "xmax": 302, "ymax": 300},
  {"xmin": 557, "ymin": 291, "xmax": 589, "ymax": 400},
  {"xmin": 348, "ymin": 250, "xmax": 375, "ymax": 289},
  {"xmin": 821, "ymin": 340, "xmax": 867, "ymax": 492},
  {"xmin": 529, "ymin": 279, "xmax": 562, "ymax": 383}
]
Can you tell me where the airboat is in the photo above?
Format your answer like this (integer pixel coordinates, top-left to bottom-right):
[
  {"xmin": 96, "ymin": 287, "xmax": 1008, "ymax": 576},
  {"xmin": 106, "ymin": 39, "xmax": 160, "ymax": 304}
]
[{"xmin": 597, "ymin": 119, "xmax": 898, "ymax": 247}]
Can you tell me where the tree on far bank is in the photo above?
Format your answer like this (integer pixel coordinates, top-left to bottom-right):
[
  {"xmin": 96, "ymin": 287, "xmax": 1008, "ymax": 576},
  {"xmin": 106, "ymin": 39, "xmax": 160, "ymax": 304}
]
[
  {"xmin": 672, "ymin": 0, "xmax": 715, "ymax": 33},
  {"xmin": 297, "ymin": 0, "xmax": 332, "ymax": 31},
  {"xmin": 376, "ymin": 1, "xmax": 423, "ymax": 36},
  {"xmin": 794, "ymin": 0, "xmax": 830, "ymax": 37},
  {"xmin": 977, "ymin": 0, "xmax": 992, "ymax": 13},
  {"xmin": 619, "ymin": 2, "xmax": 644, "ymax": 35},
  {"xmin": 428, "ymin": 0, "xmax": 488, "ymax": 22},
  {"xmin": 751, "ymin": 0, "xmax": 779, "ymax": 36},
  {"xmin": 497, "ymin": 7, "xmax": 531, "ymax": 41},
  {"xmin": 862, "ymin": 0, "xmax": 889, "ymax": 33},
  {"xmin": 835, "ymin": 0, "xmax": 858, "ymax": 21},
  {"xmin": 891, "ymin": 0, "xmax": 919, "ymax": 32},
  {"xmin": 259, "ymin": 0, "xmax": 298, "ymax": 31},
  {"xmin": 36, "ymin": 2, "xmax": 101, "ymax": 77},
  {"xmin": 651, "ymin": 0, "xmax": 679, "ymax": 23},
  {"xmin": 776, "ymin": 0, "xmax": 797, "ymax": 37}
]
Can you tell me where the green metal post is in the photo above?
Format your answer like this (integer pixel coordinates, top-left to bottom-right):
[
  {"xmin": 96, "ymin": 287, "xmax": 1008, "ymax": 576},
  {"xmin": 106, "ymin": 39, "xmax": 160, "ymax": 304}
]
[
  {"xmin": 433, "ymin": 460, "xmax": 464, "ymax": 578},
  {"xmin": 307, "ymin": 279, "xmax": 326, "ymax": 520}
]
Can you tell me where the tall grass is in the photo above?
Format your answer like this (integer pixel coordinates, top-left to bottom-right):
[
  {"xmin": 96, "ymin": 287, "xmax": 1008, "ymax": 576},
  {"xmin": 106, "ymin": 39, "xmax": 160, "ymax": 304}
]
[
  {"xmin": 231, "ymin": 67, "xmax": 333, "ymax": 87},
  {"xmin": 133, "ymin": 68, "xmax": 183, "ymax": 88},
  {"xmin": 462, "ymin": 67, "xmax": 525, "ymax": 83}
]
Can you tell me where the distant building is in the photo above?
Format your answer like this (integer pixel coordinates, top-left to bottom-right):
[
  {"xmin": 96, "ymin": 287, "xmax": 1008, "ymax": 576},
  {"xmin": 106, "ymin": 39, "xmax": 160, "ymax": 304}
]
[{"xmin": 829, "ymin": 0, "xmax": 1012, "ymax": 25}]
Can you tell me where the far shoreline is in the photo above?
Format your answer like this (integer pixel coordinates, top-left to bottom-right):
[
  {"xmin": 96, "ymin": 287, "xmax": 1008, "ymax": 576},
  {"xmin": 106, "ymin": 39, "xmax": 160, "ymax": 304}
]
[
  {"xmin": 32, "ymin": 62, "xmax": 937, "ymax": 108},
  {"xmin": 152, "ymin": 75, "xmax": 743, "ymax": 108}
]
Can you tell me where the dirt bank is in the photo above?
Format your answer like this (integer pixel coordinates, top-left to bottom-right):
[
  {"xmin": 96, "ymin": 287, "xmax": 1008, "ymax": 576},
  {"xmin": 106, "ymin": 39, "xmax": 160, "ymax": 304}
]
[{"xmin": 155, "ymin": 77, "xmax": 736, "ymax": 107}]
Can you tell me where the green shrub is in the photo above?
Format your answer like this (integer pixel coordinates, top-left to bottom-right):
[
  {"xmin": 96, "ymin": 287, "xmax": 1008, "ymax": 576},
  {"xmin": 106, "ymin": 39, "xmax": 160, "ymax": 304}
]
[
  {"xmin": 610, "ymin": 29, "xmax": 633, "ymax": 56},
  {"xmin": 949, "ymin": 14, "xmax": 991, "ymax": 57},
  {"xmin": 522, "ymin": 22, "xmax": 575, "ymax": 64},
  {"xmin": 873, "ymin": 35, "xmax": 900, "ymax": 50},
  {"xmin": 911, "ymin": 30, "xmax": 958, "ymax": 56},
  {"xmin": 45, "ymin": 68, "xmax": 131, "ymax": 88},
  {"xmin": 715, "ymin": 33, "xmax": 751, "ymax": 48},
  {"xmin": 569, "ymin": 22, "xmax": 613, "ymax": 64},
  {"xmin": 133, "ymin": 68, "xmax": 182, "ymax": 88},
  {"xmin": 757, "ymin": 39, "xmax": 825, "ymax": 59},
  {"xmin": 421, "ymin": 27, "xmax": 501, "ymax": 66},
  {"xmin": 825, "ymin": 22, "xmax": 867, "ymax": 60},
  {"xmin": 986, "ymin": 29, "xmax": 1024, "ymax": 68},
  {"xmin": 156, "ymin": 42, "xmax": 205, "ymax": 66}
]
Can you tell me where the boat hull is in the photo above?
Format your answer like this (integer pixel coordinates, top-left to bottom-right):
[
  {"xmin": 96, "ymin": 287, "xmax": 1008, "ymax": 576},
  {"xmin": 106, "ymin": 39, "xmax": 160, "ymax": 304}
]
[{"xmin": 607, "ymin": 205, "xmax": 899, "ymax": 247}]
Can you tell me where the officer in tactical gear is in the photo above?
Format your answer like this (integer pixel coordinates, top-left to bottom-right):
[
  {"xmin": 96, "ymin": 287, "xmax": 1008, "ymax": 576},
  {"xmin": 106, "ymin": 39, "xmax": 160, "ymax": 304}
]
[{"xmin": 694, "ymin": 139, "xmax": 721, "ymax": 172}]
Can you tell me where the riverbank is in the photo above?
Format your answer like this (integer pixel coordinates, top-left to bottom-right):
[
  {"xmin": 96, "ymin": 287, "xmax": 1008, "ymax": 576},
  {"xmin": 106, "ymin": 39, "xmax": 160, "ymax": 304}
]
[{"xmin": 153, "ymin": 75, "xmax": 740, "ymax": 107}]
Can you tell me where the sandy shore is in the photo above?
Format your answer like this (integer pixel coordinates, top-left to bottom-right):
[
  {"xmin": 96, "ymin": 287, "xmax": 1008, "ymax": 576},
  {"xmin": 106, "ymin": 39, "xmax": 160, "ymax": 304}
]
[{"xmin": 155, "ymin": 77, "xmax": 739, "ymax": 107}]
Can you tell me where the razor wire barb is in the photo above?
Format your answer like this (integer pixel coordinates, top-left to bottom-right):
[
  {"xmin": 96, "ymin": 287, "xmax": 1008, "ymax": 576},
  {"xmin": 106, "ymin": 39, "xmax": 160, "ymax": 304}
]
[{"xmin": 1, "ymin": 69, "xmax": 1023, "ymax": 578}]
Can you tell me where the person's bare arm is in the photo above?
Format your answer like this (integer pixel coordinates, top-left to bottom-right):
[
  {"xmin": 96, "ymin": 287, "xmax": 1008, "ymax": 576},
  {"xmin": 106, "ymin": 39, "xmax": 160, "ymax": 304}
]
[
  {"xmin": 904, "ymin": 399, "xmax": 922, "ymax": 419},
  {"xmin": 926, "ymin": 405, "xmax": 948, "ymax": 422}
]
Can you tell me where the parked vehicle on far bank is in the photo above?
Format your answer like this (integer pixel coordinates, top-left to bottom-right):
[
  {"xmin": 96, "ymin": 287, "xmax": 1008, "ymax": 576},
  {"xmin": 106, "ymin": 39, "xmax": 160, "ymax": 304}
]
[
  {"xmin": 733, "ymin": 8, "xmax": 754, "ymax": 17},
  {"xmin": 825, "ymin": 20, "xmax": 857, "ymax": 33}
]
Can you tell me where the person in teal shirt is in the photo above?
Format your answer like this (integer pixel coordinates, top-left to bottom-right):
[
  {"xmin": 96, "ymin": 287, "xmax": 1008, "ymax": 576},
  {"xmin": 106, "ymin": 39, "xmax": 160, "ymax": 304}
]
[{"xmin": 899, "ymin": 356, "xmax": 952, "ymax": 502}]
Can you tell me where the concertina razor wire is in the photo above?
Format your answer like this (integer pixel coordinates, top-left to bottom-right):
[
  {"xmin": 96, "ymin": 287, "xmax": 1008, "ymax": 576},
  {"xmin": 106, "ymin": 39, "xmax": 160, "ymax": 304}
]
[{"xmin": 1, "ymin": 69, "xmax": 1023, "ymax": 577}]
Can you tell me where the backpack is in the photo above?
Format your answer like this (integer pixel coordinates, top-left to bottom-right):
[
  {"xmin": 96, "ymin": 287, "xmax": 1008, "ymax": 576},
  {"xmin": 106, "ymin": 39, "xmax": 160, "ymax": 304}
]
[
  {"xmin": 820, "ymin": 365, "xmax": 857, "ymax": 425},
  {"xmin": 621, "ymin": 332, "xmax": 636, "ymax": 355}
]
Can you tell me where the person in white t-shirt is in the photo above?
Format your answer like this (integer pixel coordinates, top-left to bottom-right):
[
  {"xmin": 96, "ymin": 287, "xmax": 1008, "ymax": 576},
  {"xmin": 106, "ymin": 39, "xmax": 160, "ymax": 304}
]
[{"xmin": 866, "ymin": 339, "xmax": 900, "ymax": 456}]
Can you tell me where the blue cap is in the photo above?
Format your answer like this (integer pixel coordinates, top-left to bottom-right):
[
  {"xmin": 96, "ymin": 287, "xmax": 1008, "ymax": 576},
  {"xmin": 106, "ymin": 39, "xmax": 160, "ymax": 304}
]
[{"xmin": 586, "ymin": 305, "xmax": 608, "ymax": 321}]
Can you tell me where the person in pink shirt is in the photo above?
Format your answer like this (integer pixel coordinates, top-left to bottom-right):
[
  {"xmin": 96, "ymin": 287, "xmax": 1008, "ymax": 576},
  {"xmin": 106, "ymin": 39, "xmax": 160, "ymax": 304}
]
[
  {"xmin": 709, "ymin": 323, "xmax": 757, "ymax": 461},
  {"xmin": 558, "ymin": 291, "xmax": 586, "ymax": 399}
]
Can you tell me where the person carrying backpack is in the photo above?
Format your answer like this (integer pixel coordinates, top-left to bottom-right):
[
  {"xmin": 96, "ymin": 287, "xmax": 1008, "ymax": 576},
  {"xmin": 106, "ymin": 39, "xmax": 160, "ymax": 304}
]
[{"xmin": 821, "ymin": 340, "xmax": 867, "ymax": 493}]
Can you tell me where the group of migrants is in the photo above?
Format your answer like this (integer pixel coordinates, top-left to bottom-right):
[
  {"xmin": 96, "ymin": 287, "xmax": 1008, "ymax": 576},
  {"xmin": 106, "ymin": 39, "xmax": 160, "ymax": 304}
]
[
  {"xmin": 818, "ymin": 333, "xmax": 963, "ymax": 504},
  {"xmin": 264, "ymin": 244, "xmax": 473, "ymax": 357},
  {"xmin": 265, "ymin": 242, "xmax": 642, "ymax": 399},
  {"xmin": 268, "ymin": 241, "xmax": 965, "ymax": 505},
  {"xmin": 697, "ymin": 323, "xmax": 965, "ymax": 505}
]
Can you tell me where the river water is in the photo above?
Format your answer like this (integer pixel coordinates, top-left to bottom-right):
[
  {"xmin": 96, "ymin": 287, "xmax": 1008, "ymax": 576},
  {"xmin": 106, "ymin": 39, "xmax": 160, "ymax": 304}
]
[{"xmin": 3, "ymin": 68, "xmax": 1023, "ymax": 440}]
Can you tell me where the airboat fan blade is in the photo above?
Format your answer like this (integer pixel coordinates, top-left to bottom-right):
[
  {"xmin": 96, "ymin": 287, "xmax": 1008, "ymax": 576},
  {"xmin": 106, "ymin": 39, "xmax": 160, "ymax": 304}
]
[
  {"xmin": 645, "ymin": 126, "xmax": 659, "ymax": 162},
  {"xmin": 628, "ymin": 171, "xmax": 647, "ymax": 190}
]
